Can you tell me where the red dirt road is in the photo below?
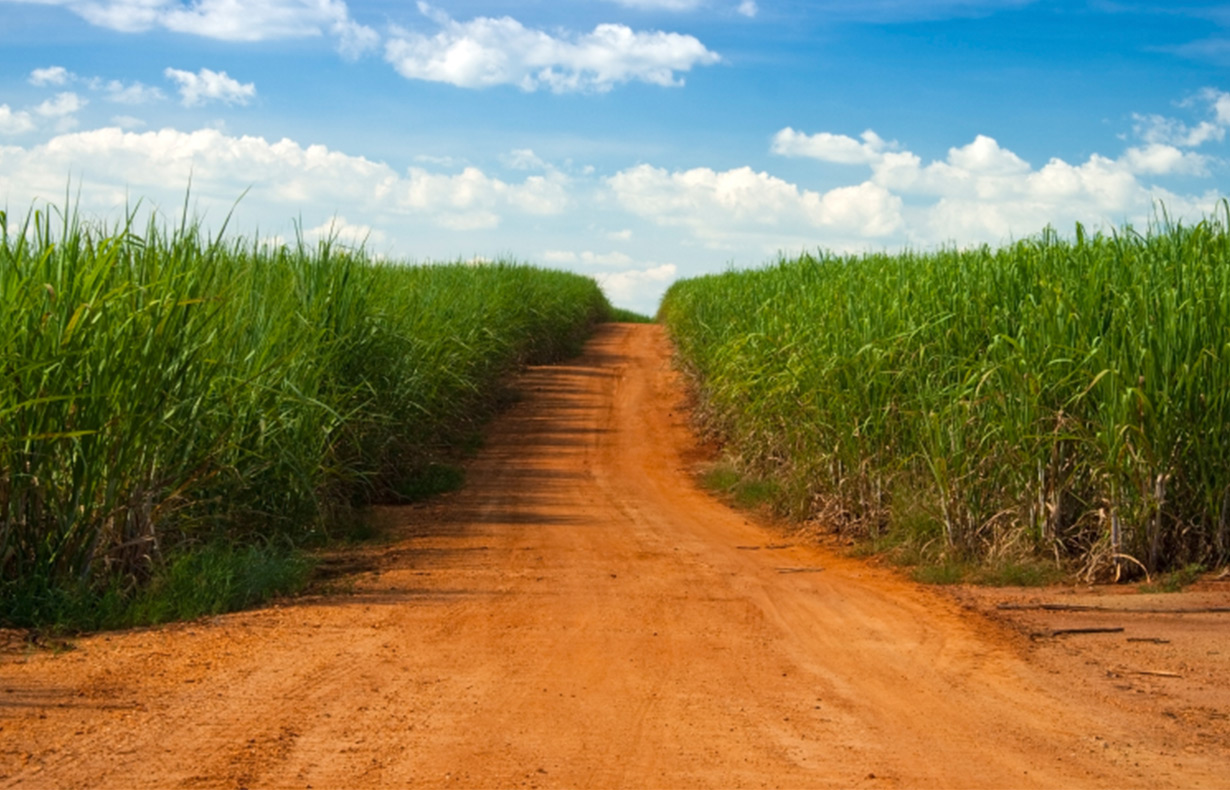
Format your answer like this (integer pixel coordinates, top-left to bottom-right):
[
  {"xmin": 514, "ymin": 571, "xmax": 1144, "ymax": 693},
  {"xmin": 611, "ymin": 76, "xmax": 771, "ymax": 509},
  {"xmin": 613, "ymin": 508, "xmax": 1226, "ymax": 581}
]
[{"xmin": 2, "ymin": 324, "xmax": 1227, "ymax": 788}]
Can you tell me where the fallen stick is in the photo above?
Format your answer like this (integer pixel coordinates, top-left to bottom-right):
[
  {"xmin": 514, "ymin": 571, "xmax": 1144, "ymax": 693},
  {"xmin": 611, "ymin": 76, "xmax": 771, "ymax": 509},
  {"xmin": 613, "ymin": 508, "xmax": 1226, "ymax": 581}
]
[
  {"xmin": 998, "ymin": 603, "xmax": 1230, "ymax": 615},
  {"xmin": 776, "ymin": 567, "xmax": 824, "ymax": 574},
  {"xmin": 1031, "ymin": 627, "xmax": 1125, "ymax": 639},
  {"xmin": 1126, "ymin": 637, "xmax": 1171, "ymax": 644},
  {"xmin": 1131, "ymin": 669, "xmax": 1182, "ymax": 678}
]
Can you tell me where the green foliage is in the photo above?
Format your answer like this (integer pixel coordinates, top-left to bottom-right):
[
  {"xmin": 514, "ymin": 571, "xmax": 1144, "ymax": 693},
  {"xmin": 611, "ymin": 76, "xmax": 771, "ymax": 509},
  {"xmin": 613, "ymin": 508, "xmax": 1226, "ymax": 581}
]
[
  {"xmin": 2, "ymin": 540, "xmax": 314, "ymax": 632},
  {"xmin": 662, "ymin": 205, "xmax": 1230, "ymax": 579},
  {"xmin": 1139, "ymin": 563, "xmax": 1205, "ymax": 593},
  {"xmin": 911, "ymin": 561, "xmax": 968, "ymax": 585},
  {"xmin": 972, "ymin": 561, "xmax": 1066, "ymax": 587},
  {"xmin": 700, "ymin": 462, "xmax": 780, "ymax": 509},
  {"xmin": 0, "ymin": 201, "xmax": 610, "ymax": 628},
  {"xmin": 390, "ymin": 463, "xmax": 466, "ymax": 502},
  {"xmin": 607, "ymin": 307, "xmax": 655, "ymax": 324}
]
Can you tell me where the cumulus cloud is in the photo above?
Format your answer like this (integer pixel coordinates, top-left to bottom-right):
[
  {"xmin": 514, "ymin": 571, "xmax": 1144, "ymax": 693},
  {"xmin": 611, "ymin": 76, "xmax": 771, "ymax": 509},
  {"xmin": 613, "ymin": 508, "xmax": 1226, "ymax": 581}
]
[
  {"xmin": 0, "ymin": 126, "xmax": 571, "ymax": 234},
  {"xmin": 25, "ymin": 66, "xmax": 166, "ymax": 105},
  {"xmin": 35, "ymin": 92, "xmax": 83, "ymax": 118},
  {"xmin": 1120, "ymin": 143, "xmax": 1209, "ymax": 177},
  {"xmin": 4, "ymin": 0, "xmax": 378, "ymax": 55},
  {"xmin": 33, "ymin": 92, "xmax": 86, "ymax": 131},
  {"xmin": 384, "ymin": 2, "xmax": 720, "ymax": 92},
  {"xmin": 737, "ymin": 1, "xmax": 758, "ymax": 17},
  {"xmin": 400, "ymin": 165, "xmax": 570, "ymax": 228},
  {"xmin": 110, "ymin": 114, "xmax": 147, "ymax": 130},
  {"xmin": 305, "ymin": 216, "xmax": 386, "ymax": 248},
  {"xmin": 771, "ymin": 127, "xmax": 895, "ymax": 164},
  {"xmin": 607, "ymin": 163, "xmax": 903, "ymax": 248},
  {"xmin": 502, "ymin": 148, "xmax": 548, "ymax": 170},
  {"xmin": 0, "ymin": 105, "xmax": 36, "ymax": 135},
  {"xmin": 99, "ymin": 79, "xmax": 165, "ymax": 104},
  {"xmin": 29, "ymin": 66, "xmax": 72, "ymax": 86},
  {"xmin": 594, "ymin": 263, "xmax": 677, "ymax": 308},
  {"xmin": 774, "ymin": 123, "xmax": 1224, "ymax": 245},
  {"xmin": 1133, "ymin": 88, "xmax": 1230, "ymax": 149},
  {"xmin": 541, "ymin": 249, "xmax": 636, "ymax": 267},
  {"xmin": 165, "ymin": 68, "xmax": 256, "ymax": 107}
]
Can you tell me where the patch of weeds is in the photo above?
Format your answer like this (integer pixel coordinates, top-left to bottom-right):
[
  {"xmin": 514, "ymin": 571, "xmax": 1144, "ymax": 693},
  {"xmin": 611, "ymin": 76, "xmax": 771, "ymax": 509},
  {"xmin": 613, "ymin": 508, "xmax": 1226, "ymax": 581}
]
[
  {"xmin": 972, "ymin": 560, "xmax": 1065, "ymax": 587},
  {"xmin": 733, "ymin": 478, "xmax": 780, "ymax": 509},
  {"xmin": 1, "ymin": 540, "xmax": 315, "ymax": 634},
  {"xmin": 124, "ymin": 541, "xmax": 314, "ymax": 626},
  {"xmin": 701, "ymin": 462, "xmax": 741, "ymax": 493},
  {"xmin": 461, "ymin": 430, "xmax": 486, "ymax": 458},
  {"xmin": 332, "ymin": 513, "xmax": 381, "ymax": 544},
  {"xmin": 393, "ymin": 463, "xmax": 465, "ymax": 503},
  {"xmin": 912, "ymin": 560, "xmax": 970, "ymax": 585},
  {"xmin": 1140, "ymin": 563, "xmax": 1205, "ymax": 593},
  {"xmin": 699, "ymin": 462, "xmax": 779, "ymax": 510}
]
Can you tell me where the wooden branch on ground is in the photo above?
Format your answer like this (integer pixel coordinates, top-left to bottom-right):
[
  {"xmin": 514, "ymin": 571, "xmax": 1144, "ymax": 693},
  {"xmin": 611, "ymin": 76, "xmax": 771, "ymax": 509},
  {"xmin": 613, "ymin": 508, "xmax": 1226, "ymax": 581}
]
[
  {"xmin": 999, "ymin": 603, "xmax": 1230, "ymax": 615},
  {"xmin": 1031, "ymin": 627, "xmax": 1125, "ymax": 639}
]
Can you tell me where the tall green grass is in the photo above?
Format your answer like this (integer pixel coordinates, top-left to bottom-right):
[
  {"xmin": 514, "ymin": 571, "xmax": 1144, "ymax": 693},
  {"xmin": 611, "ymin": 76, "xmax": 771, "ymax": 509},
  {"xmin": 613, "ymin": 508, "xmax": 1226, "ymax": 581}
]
[
  {"xmin": 1, "ymin": 202, "xmax": 611, "ymax": 626},
  {"xmin": 661, "ymin": 209, "xmax": 1230, "ymax": 579}
]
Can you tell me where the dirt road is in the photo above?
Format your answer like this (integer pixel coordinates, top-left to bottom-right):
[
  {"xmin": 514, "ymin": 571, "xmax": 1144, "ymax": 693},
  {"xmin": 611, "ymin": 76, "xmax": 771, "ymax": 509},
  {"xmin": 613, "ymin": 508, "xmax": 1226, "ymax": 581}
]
[{"xmin": 2, "ymin": 324, "xmax": 1227, "ymax": 788}]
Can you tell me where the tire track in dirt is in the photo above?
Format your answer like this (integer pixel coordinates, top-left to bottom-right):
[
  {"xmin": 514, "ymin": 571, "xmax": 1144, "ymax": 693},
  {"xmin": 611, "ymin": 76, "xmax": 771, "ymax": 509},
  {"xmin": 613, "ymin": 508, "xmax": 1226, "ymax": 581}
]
[{"xmin": 1, "ymin": 323, "xmax": 1225, "ymax": 788}]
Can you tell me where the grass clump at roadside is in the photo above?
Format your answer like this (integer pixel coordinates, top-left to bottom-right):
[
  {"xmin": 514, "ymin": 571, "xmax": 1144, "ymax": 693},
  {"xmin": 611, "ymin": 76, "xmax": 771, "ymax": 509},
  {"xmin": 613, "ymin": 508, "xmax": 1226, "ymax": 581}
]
[
  {"xmin": 607, "ymin": 307, "xmax": 655, "ymax": 324},
  {"xmin": 0, "ymin": 201, "xmax": 613, "ymax": 631},
  {"xmin": 700, "ymin": 461, "xmax": 782, "ymax": 511},
  {"xmin": 661, "ymin": 206, "xmax": 1230, "ymax": 583}
]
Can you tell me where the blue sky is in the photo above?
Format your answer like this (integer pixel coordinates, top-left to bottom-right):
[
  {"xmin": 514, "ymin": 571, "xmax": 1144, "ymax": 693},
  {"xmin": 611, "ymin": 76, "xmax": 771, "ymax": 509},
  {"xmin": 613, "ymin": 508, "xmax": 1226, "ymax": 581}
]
[{"xmin": 2, "ymin": 0, "xmax": 1229, "ymax": 312}]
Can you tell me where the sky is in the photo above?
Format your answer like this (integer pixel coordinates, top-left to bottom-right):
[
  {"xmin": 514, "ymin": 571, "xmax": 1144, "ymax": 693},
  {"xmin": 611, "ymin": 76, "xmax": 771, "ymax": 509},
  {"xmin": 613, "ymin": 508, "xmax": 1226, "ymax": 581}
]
[{"xmin": 2, "ymin": 1, "xmax": 1230, "ymax": 313}]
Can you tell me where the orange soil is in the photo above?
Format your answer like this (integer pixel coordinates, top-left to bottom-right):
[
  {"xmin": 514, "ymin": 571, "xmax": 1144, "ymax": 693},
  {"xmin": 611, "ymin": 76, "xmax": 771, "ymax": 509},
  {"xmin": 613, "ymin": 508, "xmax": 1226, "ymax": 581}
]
[{"xmin": 2, "ymin": 323, "xmax": 1227, "ymax": 788}]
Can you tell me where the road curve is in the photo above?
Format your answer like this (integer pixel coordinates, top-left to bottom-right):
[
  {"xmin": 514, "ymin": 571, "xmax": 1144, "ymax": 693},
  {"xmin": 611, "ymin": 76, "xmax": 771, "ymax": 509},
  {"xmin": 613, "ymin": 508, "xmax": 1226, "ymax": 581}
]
[{"xmin": 0, "ymin": 324, "xmax": 1221, "ymax": 788}]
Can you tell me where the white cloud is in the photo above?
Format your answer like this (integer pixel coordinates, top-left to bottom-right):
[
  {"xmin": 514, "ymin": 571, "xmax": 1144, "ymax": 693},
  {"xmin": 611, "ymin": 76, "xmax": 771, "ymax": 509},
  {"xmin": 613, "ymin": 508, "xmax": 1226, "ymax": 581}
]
[
  {"xmin": 1204, "ymin": 88, "xmax": 1230, "ymax": 125},
  {"xmin": 305, "ymin": 216, "xmax": 386, "ymax": 248},
  {"xmin": 164, "ymin": 68, "xmax": 256, "ymax": 107},
  {"xmin": 771, "ymin": 127, "xmax": 893, "ymax": 164},
  {"xmin": 401, "ymin": 166, "xmax": 571, "ymax": 227},
  {"xmin": 1120, "ymin": 143, "xmax": 1209, "ymax": 176},
  {"xmin": 384, "ymin": 2, "xmax": 720, "ymax": 93},
  {"xmin": 25, "ymin": 67, "xmax": 166, "ymax": 105},
  {"xmin": 594, "ymin": 263, "xmax": 677, "ymax": 308},
  {"xmin": 1133, "ymin": 88, "xmax": 1230, "ymax": 149},
  {"xmin": 110, "ymin": 115, "xmax": 146, "ymax": 130},
  {"xmin": 503, "ymin": 148, "xmax": 547, "ymax": 170},
  {"xmin": 1133, "ymin": 113, "xmax": 1224, "ymax": 148},
  {"xmin": 0, "ymin": 127, "xmax": 575, "ymax": 235},
  {"xmin": 736, "ymin": 1, "xmax": 758, "ymax": 17},
  {"xmin": 607, "ymin": 163, "xmax": 903, "ymax": 248},
  {"xmin": 101, "ymin": 79, "xmax": 165, "ymax": 105},
  {"xmin": 0, "ymin": 105, "xmax": 36, "ymax": 135},
  {"xmin": 413, "ymin": 153, "xmax": 464, "ymax": 167},
  {"xmin": 33, "ymin": 92, "xmax": 86, "ymax": 131},
  {"xmin": 29, "ymin": 66, "xmax": 72, "ymax": 86},
  {"xmin": 34, "ymin": 92, "xmax": 85, "ymax": 118},
  {"xmin": 541, "ymin": 249, "xmax": 635, "ymax": 267},
  {"xmin": 332, "ymin": 16, "xmax": 381, "ymax": 59},
  {"xmin": 6, "ymin": 0, "xmax": 378, "ymax": 55}
]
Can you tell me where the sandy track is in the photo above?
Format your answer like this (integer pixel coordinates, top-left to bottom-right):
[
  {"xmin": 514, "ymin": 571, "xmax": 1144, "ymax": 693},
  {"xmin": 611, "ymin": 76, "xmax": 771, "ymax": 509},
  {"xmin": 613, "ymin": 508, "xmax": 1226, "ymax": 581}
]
[{"xmin": 1, "ymin": 324, "xmax": 1226, "ymax": 788}]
